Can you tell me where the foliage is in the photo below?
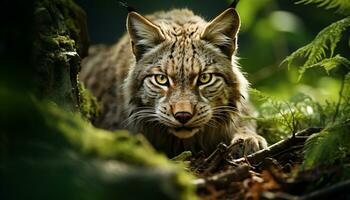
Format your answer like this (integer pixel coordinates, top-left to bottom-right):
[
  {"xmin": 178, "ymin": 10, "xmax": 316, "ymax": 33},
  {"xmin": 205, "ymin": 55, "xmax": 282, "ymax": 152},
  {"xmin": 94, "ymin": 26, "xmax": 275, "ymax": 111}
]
[
  {"xmin": 296, "ymin": 0, "xmax": 350, "ymax": 15},
  {"xmin": 303, "ymin": 125, "xmax": 350, "ymax": 169},
  {"xmin": 301, "ymin": 55, "xmax": 350, "ymax": 74},
  {"xmin": 282, "ymin": 16, "xmax": 350, "ymax": 80},
  {"xmin": 276, "ymin": 0, "xmax": 350, "ymax": 171},
  {"xmin": 252, "ymin": 75, "xmax": 350, "ymax": 171},
  {"xmin": 302, "ymin": 73, "xmax": 350, "ymax": 169},
  {"xmin": 250, "ymin": 0, "xmax": 350, "ymax": 172},
  {"xmin": 251, "ymin": 89, "xmax": 332, "ymax": 144}
]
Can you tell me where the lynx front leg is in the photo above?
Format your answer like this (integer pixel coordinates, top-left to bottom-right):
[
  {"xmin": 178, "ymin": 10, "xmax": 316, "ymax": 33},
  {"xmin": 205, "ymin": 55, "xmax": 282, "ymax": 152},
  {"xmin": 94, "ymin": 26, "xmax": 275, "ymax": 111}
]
[{"xmin": 230, "ymin": 130, "xmax": 268, "ymax": 158}]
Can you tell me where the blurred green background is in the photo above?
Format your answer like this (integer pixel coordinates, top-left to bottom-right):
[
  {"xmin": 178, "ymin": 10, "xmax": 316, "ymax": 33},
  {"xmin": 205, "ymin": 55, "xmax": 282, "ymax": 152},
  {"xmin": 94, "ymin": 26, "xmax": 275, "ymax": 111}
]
[{"xmin": 75, "ymin": 0, "xmax": 348, "ymax": 103}]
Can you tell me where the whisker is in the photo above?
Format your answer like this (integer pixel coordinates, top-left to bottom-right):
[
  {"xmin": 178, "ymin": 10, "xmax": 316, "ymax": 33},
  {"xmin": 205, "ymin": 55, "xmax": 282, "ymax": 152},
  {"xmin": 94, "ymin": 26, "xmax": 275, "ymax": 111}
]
[{"xmin": 123, "ymin": 108, "xmax": 157, "ymax": 127}]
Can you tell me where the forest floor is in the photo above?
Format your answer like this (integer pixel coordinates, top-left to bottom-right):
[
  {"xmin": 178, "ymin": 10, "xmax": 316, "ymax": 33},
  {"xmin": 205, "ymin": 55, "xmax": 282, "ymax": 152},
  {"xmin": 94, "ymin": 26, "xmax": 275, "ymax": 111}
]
[{"xmin": 180, "ymin": 127, "xmax": 350, "ymax": 200}]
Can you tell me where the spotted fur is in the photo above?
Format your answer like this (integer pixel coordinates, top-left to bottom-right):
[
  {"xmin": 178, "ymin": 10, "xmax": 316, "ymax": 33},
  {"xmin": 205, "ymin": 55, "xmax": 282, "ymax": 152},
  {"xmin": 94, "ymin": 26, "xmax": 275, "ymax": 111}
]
[{"xmin": 81, "ymin": 8, "xmax": 267, "ymax": 157}]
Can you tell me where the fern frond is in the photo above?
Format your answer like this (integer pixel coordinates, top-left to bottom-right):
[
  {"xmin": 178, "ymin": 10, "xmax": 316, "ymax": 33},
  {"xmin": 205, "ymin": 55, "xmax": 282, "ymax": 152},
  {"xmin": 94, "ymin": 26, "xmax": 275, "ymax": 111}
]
[
  {"xmin": 303, "ymin": 124, "xmax": 350, "ymax": 169},
  {"xmin": 296, "ymin": 0, "xmax": 350, "ymax": 15},
  {"xmin": 282, "ymin": 17, "xmax": 350, "ymax": 78},
  {"xmin": 249, "ymin": 88, "xmax": 270, "ymax": 101},
  {"xmin": 298, "ymin": 55, "xmax": 350, "ymax": 80}
]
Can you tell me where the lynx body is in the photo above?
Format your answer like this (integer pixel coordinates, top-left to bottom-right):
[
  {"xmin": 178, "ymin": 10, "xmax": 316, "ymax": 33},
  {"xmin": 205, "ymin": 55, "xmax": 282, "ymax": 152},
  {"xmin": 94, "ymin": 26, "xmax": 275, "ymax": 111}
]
[{"xmin": 81, "ymin": 8, "xmax": 267, "ymax": 157}]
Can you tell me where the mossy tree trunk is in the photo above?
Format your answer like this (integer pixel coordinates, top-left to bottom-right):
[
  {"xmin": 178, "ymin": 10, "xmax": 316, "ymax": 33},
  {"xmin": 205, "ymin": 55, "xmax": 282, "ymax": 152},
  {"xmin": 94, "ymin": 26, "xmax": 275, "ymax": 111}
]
[{"xmin": 0, "ymin": 0, "xmax": 196, "ymax": 199}]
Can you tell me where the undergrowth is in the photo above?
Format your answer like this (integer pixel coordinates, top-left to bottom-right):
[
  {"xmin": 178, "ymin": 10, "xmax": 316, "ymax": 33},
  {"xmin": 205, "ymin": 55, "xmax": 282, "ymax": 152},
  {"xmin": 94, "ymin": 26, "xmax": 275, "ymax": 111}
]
[{"xmin": 253, "ymin": 0, "xmax": 350, "ymax": 173}]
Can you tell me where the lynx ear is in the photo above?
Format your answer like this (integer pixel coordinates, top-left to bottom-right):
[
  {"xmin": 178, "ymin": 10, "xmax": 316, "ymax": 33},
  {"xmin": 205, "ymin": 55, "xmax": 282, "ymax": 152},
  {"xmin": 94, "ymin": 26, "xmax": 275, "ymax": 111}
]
[
  {"xmin": 201, "ymin": 8, "xmax": 240, "ymax": 58},
  {"xmin": 127, "ymin": 12, "xmax": 165, "ymax": 60}
]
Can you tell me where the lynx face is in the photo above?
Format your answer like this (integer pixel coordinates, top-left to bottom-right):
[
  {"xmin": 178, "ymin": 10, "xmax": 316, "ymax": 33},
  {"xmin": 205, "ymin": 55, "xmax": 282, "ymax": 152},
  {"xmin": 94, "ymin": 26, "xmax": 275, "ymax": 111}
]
[{"xmin": 124, "ymin": 8, "xmax": 248, "ymax": 139}]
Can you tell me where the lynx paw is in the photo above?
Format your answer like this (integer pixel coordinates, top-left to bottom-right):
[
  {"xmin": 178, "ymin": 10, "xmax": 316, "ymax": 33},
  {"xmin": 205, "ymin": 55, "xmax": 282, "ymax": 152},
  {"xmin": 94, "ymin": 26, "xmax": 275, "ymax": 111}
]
[{"xmin": 231, "ymin": 134, "xmax": 268, "ymax": 157}]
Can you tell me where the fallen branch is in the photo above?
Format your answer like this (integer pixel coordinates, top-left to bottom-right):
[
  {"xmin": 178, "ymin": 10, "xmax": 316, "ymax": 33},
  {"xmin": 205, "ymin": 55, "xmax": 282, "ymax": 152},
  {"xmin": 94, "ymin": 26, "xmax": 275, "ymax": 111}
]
[
  {"xmin": 193, "ymin": 139, "xmax": 244, "ymax": 173},
  {"xmin": 230, "ymin": 127, "xmax": 323, "ymax": 165},
  {"xmin": 193, "ymin": 164, "xmax": 250, "ymax": 188}
]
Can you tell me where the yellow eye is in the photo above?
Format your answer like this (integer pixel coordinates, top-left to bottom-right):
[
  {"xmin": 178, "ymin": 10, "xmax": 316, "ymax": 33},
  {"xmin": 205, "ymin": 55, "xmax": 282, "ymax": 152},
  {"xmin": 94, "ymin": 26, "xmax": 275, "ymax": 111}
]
[
  {"xmin": 198, "ymin": 73, "xmax": 212, "ymax": 84},
  {"xmin": 155, "ymin": 74, "xmax": 168, "ymax": 85}
]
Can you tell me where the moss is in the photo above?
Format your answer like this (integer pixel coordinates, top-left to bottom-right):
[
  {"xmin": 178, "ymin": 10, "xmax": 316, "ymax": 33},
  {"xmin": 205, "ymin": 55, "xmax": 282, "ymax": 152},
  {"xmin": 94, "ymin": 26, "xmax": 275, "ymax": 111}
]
[
  {"xmin": 33, "ymin": 15, "xmax": 78, "ymax": 110},
  {"xmin": 78, "ymin": 80, "xmax": 100, "ymax": 121},
  {"xmin": 32, "ymin": 0, "xmax": 88, "ymax": 111},
  {"xmin": 46, "ymin": 107, "xmax": 164, "ymax": 166},
  {"xmin": 59, "ymin": 0, "xmax": 89, "ymax": 56},
  {"xmin": 0, "ymin": 89, "xmax": 197, "ymax": 199}
]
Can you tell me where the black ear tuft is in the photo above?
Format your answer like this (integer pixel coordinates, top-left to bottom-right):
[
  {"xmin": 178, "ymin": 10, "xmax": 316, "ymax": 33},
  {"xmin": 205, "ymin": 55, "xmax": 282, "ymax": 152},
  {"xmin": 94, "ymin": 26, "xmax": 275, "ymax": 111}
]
[
  {"xmin": 118, "ymin": 1, "xmax": 136, "ymax": 13},
  {"xmin": 229, "ymin": 0, "xmax": 240, "ymax": 9}
]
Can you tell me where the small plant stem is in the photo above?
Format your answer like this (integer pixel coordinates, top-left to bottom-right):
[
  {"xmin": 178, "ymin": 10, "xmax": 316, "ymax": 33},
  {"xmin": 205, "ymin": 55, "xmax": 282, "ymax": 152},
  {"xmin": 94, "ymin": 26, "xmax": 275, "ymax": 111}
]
[{"xmin": 332, "ymin": 75, "xmax": 345, "ymax": 123}]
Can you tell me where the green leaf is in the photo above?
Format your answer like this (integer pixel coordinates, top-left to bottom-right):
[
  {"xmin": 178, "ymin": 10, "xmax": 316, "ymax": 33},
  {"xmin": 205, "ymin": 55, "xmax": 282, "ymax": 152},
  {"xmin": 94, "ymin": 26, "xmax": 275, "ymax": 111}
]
[{"xmin": 296, "ymin": 0, "xmax": 350, "ymax": 15}]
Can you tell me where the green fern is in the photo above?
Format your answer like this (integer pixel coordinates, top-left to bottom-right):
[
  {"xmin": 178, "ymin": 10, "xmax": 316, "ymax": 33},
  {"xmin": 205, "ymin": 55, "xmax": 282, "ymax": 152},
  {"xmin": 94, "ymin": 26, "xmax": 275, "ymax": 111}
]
[
  {"xmin": 302, "ymin": 73, "xmax": 350, "ymax": 169},
  {"xmin": 303, "ymin": 124, "xmax": 350, "ymax": 169},
  {"xmin": 298, "ymin": 55, "xmax": 350, "ymax": 79},
  {"xmin": 251, "ymin": 74, "xmax": 350, "ymax": 164},
  {"xmin": 282, "ymin": 16, "xmax": 350, "ymax": 79},
  {"xmin": 296, "ymin": 0, "xmax": 350, "ymax": 15}
]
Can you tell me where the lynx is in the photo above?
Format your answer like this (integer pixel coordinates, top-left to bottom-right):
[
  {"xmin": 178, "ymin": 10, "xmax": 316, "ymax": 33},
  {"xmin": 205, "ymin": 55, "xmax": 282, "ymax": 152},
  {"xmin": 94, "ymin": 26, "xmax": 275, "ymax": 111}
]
[{"xmin": 81, "ymin": 6, "xmax": 267, "ymax": 157}]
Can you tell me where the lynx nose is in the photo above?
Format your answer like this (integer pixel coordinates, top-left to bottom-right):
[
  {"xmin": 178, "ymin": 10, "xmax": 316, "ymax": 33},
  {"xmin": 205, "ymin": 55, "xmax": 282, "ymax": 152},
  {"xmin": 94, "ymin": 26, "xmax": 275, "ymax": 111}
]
[
  {"xmin": 172, "ymin": 100, "xmax": 193, "ymax": 124},
  {"xmin": 174, "ymin": 112, "xmax": 193, "ymax": 124}
]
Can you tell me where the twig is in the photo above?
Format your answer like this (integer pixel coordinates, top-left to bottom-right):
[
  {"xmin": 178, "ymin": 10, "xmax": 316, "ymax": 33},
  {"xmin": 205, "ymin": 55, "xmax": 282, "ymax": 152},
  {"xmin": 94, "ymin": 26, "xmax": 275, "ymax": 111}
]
[
  {"xmin": 193, "ymin": 164, "xmax": 250, "ymax": 188},
  {"xmin": 229, "ymin": 127, "xmax": 322, "ymax": 165},
  {"xmin": 332, "ymin": 74, "xmax": 345, "ymax": 123},
  {"xmin": 118, "ymin": 1, "xmax": 136, "ymax": 12},
  {"xmin": 204, "ymin": 143, "xmax": 228, "ymax": 165},
  {"xmin": 201, "ymin": 143, "xmax": 228, "ymax": 173},
  {"xmin": 229, "ymin": 0, "xmax": 240, "ymax": 9},
  {"xmin": 199, "ymin": 139, "xmax": 244, "ymax": 173}
]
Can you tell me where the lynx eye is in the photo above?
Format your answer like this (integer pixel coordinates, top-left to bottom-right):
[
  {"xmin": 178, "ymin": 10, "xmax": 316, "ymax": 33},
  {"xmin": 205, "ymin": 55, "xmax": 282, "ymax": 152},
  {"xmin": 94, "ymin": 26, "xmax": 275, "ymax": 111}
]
[
  {"xmin": 198, "ymin": 73, "xmax": 212, "ymax": 85},
  {"xmin": 155, "ymin": 74, "xmax": 169, "ymax": 86}
]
